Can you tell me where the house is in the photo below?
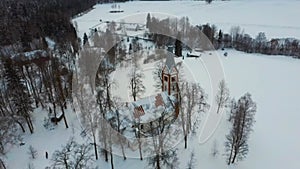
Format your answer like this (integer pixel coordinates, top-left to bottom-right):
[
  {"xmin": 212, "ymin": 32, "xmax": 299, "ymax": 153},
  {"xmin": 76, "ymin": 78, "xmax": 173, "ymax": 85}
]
[
  {"xmin": 125, "ymin": 23, "xmax": 145, "ymax": 32},
  {"xmin": 187, "ymin": 48, "xmax": 203, "ymax": 57}
]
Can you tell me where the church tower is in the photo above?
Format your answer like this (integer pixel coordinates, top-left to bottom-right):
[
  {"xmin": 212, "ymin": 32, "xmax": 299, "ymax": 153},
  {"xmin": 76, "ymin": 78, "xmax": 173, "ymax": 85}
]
[{"xmin": 162, "ymin": 53, "xmax": 179, "ymax": 99}]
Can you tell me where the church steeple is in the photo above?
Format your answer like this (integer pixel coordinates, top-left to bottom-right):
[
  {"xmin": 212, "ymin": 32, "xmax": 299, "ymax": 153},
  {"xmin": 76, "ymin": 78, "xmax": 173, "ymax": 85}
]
[{"xmin": 162, "ymin": 53, "xmax": 179, "ymax": 99}]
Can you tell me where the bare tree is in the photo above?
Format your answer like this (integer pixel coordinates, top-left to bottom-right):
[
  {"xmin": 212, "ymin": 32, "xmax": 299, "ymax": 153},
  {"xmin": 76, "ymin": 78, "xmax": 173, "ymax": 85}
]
[
  {"xmin": 215, "ymin": 79, "xmax": 230, "ymax": 114},
  {"xmin": 51, "ymin": 138, "xmax": 94, "ymax": 169},
  {"xmin": 51, "ymin": 57, "xmax": 69, "ymax": 129},
  {"xmin": 147, "ymin": 108, "xmax": 179, "ymax": 169},
  {"xmin": 27, "ymin": 162, "xmax": 34, "ymax": 169},
  {"xmin": 148, "ymin": 147, "xmax": 179, "ymax": 169},
  {"xmin": 255, "ymin": 32, "xmax": 267, "ymax": 52},
  {"xmin": 153, "ymin": 60, "xmax": 164, "ymax": 92},
  {"xmin": 98, "ymin": 116, "xmax": 109, "ymax": 162},
  {"xmin": 95, "ymin": 60, "xmax": 115, "ymax": 162},
  {"xmin": 78, "ymin": 91, "xmax": 99, "ymax": 160},
  {"xmin": 108, "ymin": 106, "xmax": 128, "ymax": 160},
  {"xmin": 0, "ymin": 158, "xmax": 6, "ymax": 169},
  {"xmin": 180, "ymin": 82, "xmax": 206, "ymax": 149},
  {"xmin": 0, "ymin": 117, "xmax": 20, "ymax": 156},
  {"xmin": 108, "ymin": 124, "xmax": 114, "ymax": 169},
  {"xmin": 135, "ymin": 124, "xmax": 143, "ymax": 161},
  {"xmin": 230, "ymin": 26, "xmax": 242, "ymax": 47},
  {"xmin": 92, "ymin": 32, "xmax": 103, "ymax": 48},
  {"xmin": 128, "ymin": 66, "xmax": 145, "ymax": 101},
  {"xmin": 28, "ymin": 145, "xmax": 38, "ymax": 159},
  {"xmin": 225, "ymin": 93, "xmax": 256, "ymax": 165},
  {"xmin": 78, "ymin": 46, "xmax": 101, "ymax": 93},
  {"xmin": 187, "ymin": 151, "xmax": 196, "ymax": 169}
]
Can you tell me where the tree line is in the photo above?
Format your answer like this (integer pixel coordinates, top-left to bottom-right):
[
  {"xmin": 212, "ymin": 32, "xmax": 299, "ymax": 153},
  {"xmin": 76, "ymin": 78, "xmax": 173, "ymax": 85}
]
[{"xmin": 145, "ymin": 14, "xmax": 300, "ymax": 58}]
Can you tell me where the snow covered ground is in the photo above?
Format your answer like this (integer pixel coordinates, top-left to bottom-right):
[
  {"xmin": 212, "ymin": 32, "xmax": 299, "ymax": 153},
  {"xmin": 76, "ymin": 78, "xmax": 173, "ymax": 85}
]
[
  {"xmin": 5, "ymin": 49, "xmax": 300, "ymax": 169},
  {"xmin": 4, "ymin": 1, "xmax": 300, "ymax": 169},
  {"xmin": 74, "ymin": 0, "xmax": 300, "ymax": 40}
]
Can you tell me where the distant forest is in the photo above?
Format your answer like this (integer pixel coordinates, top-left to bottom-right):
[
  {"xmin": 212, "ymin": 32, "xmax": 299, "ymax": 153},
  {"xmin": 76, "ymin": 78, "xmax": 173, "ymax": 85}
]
[
  {"xmin": 0, "ymin": 0, "xmax": 93, "ymax": 46},
  {"xmin": 0, "ymin": 0, "xmax": 130, "ymax": 48},
  {"xmin": 145, "ymin": 15, "xmax": 300, "ymax": 58}
]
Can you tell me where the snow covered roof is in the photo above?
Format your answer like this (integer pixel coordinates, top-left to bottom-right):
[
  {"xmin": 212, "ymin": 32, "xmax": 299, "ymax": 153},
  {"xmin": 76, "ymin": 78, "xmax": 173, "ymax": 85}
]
[
  {"xmin": 187, "ymin": 48, "xmax": 202, "ymax": 57},
  {"xmin": 11, "ymin": 50, "xmax": 48, "ymax": 62},
  {"xmin": 121, "ymin": 92, "xmax": 176, "ymax": 124},
  {"xmin": 113, "ymin": 92, "xmax": 177, "ymax": 139},
  {"xmin": 132, "ymin": 92, "xmax": 175, "ymax": 123},
  {"xmin": 164, "ymin": 53, "xmax": 176, "ymax": 73}
]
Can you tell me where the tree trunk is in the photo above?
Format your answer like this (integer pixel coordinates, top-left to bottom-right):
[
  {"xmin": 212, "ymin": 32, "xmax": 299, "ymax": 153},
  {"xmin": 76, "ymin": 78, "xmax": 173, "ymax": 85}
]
[
  {"xmin": 104, "ymin": 149, "xmax": 108, "ymax": 162},
  {"xmin": 28, "ymin": 116, "xmax": 34, "ymax": 133},
  {"xmin": 26, "ymin": 117, "xmax": 34, "ymax": 134},
  {"xmin": 138, "ymin": 140, "xmax": 143, "ymax": 160},
  {"xmin": 0, "ymin": 106, "xmax": 5, "ymax": 117},
  {"xmin": 110, "ymin": 150, "xmax": 114, "ymax": 169},
  {"xmin": 231, "ymin": 146, "xmax": 238, "ymax": 164},
  {"xmin": 227, "ymin": 141, "xmax": 234, "ymax": 165},
  {"xmin": 25, "ymin": 66, "xmax": 39, "ymax": 108},
  {"xmin": 93, "ymin": 133, "xmax": 98, "ymax": 160},
  {"xmin": 64, "ymin": 158, "xmax": 69, "ymax": 169},
  {"xmin": 105, "ymin": 80, "xmax": 111, "ymax": 110},
  {"xmin": 184, "ymin": 135, "xmax": 188, "ymax": 149},
  {"xmin": 61, "ymin": 105, "xmax": 69, "ymax": 128},
  {"xmin": 216, "ymin": 104, "xmax": 220, "ymax": 114},
  {"xmin": 15, "ymin": 120, "xmax": 26, "ymax": 133},
  {"xmin": 0, "ymin": 158, "xmax": 6, "ymax": 169},
  {"xmin": 120, "ymin": 142, "xmax": 126, "ymax": 160},
  {"xmin": 156, "ymin": 154, "xmax": 160, "ymax": 169},
  {"xmin": 133, "ymin": 94, "xmax": 136, "ymax": 102},
  {"xmin": 53, "ymin": 102, "xmax": 57, "ymax": 125}
]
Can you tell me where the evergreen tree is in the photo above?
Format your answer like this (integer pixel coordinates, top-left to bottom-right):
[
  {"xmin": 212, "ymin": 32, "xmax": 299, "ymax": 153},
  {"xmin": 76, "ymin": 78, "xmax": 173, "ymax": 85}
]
[
  {"xmin": 83, "ymin": 33, "xmax": 88, "ymax": 46},
  {"xmin": 206, "ymin": 0, "xmax": 213, "ymax": 4},
  {"xmin": 218, "ymin": 30, "xmax": 223, "ymax": 44},
  {"xmin": 3, "ymin": 59, "xmax": 34, "ymax": 133},
  {"xmin": 175, "ymin": 33, "xmax": 182, "ymax": 57},
  {"xmin": 202, "ymin": 24, "xmax": 214, "ymax": 44},
  {"xmin": 146, "ymin": 13, "xmax": 151, "ymax": 29}
]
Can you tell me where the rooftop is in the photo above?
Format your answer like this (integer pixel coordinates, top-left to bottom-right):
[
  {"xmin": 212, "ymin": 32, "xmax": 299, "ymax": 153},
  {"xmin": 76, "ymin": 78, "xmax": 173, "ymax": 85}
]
[{"xmin": 164, "ymin": 53, "xmax": 176, "ymax": 73}]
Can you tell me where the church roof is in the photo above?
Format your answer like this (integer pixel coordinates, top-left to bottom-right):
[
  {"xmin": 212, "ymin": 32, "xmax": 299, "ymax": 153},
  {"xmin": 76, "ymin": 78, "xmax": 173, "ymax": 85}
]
[{"xmin": 165, "ymin": 53, "xmax": 176, "ymax": 73}]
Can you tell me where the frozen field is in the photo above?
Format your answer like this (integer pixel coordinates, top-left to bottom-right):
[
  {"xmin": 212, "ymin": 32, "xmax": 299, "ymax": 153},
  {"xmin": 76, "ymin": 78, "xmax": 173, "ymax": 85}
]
[{"xmin": 74, "ymin": 0, "xmax": 300, "ymax": 39}]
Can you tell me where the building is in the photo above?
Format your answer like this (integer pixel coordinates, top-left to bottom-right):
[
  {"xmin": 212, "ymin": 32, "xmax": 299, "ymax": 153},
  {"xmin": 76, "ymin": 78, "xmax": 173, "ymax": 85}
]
[
  {"xmin": 131, "ymin": 53, "xmax": 179, "ymax": 135},
  {"xmin": 117, "ymin": 53, "xmax": 180, "ymax": 140},
  {"xmin": 187, "ymin": 48, "xmax": 203, "ymax": 57},
  {"xmin": 162, "ymin": 53, "xmax": 179, "ymax": 100}
]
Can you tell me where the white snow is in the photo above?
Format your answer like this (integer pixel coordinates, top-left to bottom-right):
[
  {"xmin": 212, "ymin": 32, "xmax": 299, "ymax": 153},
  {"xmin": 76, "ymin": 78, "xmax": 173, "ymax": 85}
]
[
  {"xmin": 74, "ymin": 0, "xmax": 300, "ymax": 40},
  {"xmin": 4, "ymin": 1, "xmax": 300, "ymax": 169}
]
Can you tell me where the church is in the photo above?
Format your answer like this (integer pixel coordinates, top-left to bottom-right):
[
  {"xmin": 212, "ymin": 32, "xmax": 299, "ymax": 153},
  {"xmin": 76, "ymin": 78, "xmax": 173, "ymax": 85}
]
[{"xmin": 125, "ymin": 53, "xmax": 180, "ymax": 137}]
